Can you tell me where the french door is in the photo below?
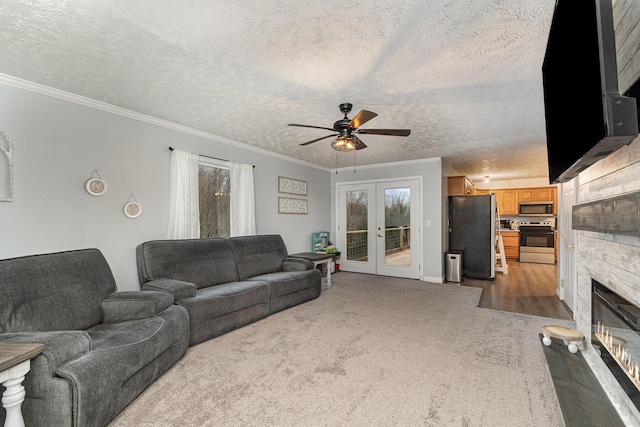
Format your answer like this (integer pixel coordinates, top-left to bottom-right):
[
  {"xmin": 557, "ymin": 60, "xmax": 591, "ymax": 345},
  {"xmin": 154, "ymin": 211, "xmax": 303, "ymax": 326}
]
[{"xmin": 337, "ymin": 179, "xmax": 420, "ymax": 279}]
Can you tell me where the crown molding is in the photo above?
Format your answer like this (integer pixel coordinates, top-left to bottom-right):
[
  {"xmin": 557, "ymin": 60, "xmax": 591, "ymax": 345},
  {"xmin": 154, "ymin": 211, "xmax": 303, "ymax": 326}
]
[
  {"xmin": 0, "ymin": 73, "xmax": 330, "ymax": 171},
  {"xmin": 331, "ymin": 156, "xmax": 440, "ymax": 174}
]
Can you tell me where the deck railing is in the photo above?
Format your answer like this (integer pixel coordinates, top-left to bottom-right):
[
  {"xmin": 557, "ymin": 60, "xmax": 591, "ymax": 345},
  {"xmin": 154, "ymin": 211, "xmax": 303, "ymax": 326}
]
[{"xmin": 346, "ymin": 226, "xmax": 410, "ymax": 261}]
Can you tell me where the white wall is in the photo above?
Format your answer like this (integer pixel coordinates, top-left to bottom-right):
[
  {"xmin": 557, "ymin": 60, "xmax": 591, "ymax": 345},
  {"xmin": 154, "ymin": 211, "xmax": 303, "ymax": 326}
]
[
  {"xmin": 0, "ymin": 82, "xmax": 331, "ymax": 290},
  {"xmin": 330, "ymin": 158, "xmax": 444, "ymax": 282}
]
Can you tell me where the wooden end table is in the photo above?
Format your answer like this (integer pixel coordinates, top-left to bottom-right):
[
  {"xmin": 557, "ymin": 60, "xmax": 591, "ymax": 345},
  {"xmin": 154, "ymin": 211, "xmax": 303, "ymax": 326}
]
[
  {"xmin": 0, "ymin": 342, "xmax": 45, "ymax": 427},
  {"xmin": 289, "ymin": 252, "xmax": 336, "ymax": 288}
]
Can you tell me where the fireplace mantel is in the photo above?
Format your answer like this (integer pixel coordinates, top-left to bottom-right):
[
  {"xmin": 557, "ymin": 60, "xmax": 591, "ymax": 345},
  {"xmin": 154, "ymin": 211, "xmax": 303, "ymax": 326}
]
[{"xmin": 573, "ymin": 191, "xmax": 640, "ymax": 236}]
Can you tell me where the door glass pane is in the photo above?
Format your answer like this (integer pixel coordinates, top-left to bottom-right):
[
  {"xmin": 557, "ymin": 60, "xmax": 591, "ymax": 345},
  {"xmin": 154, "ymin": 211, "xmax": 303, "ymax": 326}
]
[
  {"xmin": 346, "ymin": 190, "xmax": 368, "ymax": 261},
  {"xmin": 384, "ymin": 188, "xmax": 411, "ymax": 266}
]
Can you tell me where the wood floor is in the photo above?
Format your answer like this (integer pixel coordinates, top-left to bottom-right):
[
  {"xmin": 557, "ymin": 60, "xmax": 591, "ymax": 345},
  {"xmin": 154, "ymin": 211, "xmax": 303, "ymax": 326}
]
[{"xmin": 461, "ymin": 260, "xmax": 573, "ymax": 320}]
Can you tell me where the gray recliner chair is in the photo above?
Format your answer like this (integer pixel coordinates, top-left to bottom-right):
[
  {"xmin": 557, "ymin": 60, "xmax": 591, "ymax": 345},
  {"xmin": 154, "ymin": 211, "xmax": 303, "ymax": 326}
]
[{"xmin": 0, "ymin": 248, "xmax": 190, "ymax": 427}]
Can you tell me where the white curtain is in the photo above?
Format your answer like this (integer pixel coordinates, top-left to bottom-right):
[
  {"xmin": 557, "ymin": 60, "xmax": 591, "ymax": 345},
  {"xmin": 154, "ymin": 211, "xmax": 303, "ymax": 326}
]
[
  {"xmin": 167, "ymin": 149, "xmax": 200, "ymax": 239},
  {"xmin": 230, "ymin": 162, "xmax": 256, "ymax": 237}
]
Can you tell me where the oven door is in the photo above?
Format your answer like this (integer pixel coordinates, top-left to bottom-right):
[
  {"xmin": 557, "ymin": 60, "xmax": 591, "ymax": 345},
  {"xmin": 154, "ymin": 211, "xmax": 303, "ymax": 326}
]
[
  {"xmin": 520, "ymin": 232, "xmax": 554, "ymax": 248},
  {"xmin": 519, "ymin": 231, "xmax": 555, "ymax": 264}
]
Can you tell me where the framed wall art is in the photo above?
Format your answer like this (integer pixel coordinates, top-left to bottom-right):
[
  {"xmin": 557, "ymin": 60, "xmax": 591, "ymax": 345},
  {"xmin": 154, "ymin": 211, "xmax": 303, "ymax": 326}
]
[
  {"xmin": 278, "ymin": 176, "xmax": 307, "ymax": 196},
  {"xmin": 278, "ymin": 197, "xmax": 308, "ymax": 214}
]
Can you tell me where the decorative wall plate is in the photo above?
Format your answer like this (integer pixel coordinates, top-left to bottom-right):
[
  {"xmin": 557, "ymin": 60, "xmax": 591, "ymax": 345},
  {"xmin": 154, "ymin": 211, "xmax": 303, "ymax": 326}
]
[
  {"xmin": 86, "ymin": 178, "xmax": 107, "ymax": 196},
  {"xmin": 124, "ymin": 201, "xmax": 142, "ymax": 218}
]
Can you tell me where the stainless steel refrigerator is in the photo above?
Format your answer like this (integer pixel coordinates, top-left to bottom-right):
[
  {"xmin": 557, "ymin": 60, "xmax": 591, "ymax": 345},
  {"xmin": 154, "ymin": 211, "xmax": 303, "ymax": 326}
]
[{"xmin": 448, "ymin": 194, "xmax": 496, "ymax": 280}]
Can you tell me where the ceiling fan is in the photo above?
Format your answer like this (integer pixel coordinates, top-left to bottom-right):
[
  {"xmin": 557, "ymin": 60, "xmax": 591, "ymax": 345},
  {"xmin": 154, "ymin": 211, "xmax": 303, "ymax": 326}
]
[{"xmin": 288, "ymin": 103, "xmax": 411, "ymax": 152}]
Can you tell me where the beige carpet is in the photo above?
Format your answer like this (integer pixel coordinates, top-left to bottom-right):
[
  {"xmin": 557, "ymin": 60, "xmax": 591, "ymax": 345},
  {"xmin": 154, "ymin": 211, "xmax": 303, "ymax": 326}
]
[{"xmin": 109, "ymin": 272, "xmax": 575, "ymax": 427}]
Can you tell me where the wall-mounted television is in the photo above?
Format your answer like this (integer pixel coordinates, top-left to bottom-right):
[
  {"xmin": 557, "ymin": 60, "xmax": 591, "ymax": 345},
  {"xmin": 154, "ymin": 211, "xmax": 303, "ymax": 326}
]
[{"xmin": 542, "ymin": 0, "xmax": 638, "ymax": 184}]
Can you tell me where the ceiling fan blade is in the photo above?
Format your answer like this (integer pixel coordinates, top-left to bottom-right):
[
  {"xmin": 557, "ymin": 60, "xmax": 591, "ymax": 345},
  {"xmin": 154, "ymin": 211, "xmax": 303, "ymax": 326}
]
[
  {"xmin": 348, "ymin": 110, "xmax": 378, "ymax": 130},
  {"xmin": 288, "ymin": 123, "xmax": 335, "ymax": 132},
  {"xmin": 356, "ymin": 129, "xmax": 411, "ymax": 137},
  {"xmin": 299, "ymin": 134, "xmax": 338, "ymax": 146},
  {"xmin": 353, "ymin": 135, "xmax": 367, "ymax": 150}
]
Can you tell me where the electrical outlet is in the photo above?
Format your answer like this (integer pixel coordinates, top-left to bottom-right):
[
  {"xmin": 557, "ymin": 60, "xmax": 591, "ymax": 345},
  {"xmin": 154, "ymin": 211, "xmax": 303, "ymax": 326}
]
[{"xmin": 426, "ymin": 263, "xmax": 431, "ymax": 269}]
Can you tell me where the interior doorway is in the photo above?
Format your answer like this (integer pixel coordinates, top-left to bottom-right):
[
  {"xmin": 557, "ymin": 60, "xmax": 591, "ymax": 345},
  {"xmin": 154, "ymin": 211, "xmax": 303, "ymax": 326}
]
[
  {"xmin": 337, "ymin": 179, "xmax": 421, "ymax": 279},
  {"xmin": 558, "ymin": 180, "xmax": 576, "ymax": 314}
]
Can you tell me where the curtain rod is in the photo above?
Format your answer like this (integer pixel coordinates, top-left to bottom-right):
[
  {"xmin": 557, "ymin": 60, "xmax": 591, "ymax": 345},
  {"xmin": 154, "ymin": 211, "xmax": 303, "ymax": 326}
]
[{"xmin": 169, "ymin": 147, "xmax": 254, "ymax": 167}]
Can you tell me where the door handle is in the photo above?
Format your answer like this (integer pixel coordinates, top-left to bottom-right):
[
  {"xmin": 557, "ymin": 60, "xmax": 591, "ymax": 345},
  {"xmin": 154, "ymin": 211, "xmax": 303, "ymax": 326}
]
[
  {"xmin": 378, "ymin": 233, "xmax": 383, "ymax": 237},
  {"xmin": 567, "ymin": 244, "xmax": 574, "ymax": 248}
]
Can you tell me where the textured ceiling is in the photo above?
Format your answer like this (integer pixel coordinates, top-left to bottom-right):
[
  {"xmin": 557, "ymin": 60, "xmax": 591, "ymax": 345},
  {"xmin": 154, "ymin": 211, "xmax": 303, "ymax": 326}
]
[{"xmin": 0, "ymin": 0, "xmax": 555, "ymax": 182}]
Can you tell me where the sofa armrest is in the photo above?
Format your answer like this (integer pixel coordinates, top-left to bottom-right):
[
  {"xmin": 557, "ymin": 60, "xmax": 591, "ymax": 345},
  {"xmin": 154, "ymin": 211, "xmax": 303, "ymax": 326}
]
[
  {"xmin": 101, "ymin": 291, "xmax": 174, "ymax": 323},
  {"xmin": 1, "ymin": 331, "xmax": 91, "ymax": 370},
  {"xmin": 283, "ymin": 257, "xmax": 314, "ymax": 271},
  {"xmin": 141, "ymin": 278, "xmax": 197, "ymax": 300}
]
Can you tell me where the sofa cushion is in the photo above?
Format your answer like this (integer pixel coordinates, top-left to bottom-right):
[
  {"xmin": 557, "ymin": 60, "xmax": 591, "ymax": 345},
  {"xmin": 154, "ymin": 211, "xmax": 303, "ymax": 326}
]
[
  {"xmin": 177, "ymin": 281, "xmax": 270, "ymax": 345},
  {"xmin": 0, "ymin": 249, "xmax": 117, "ymax": 332},
  {"xmin": 229, "ymin": 235, "xmax": 288, "ymax": 280},
  {"xmin": 246, "ymin": 269, "xmax": 321, "ymax": 314},
  {"xmin": 178, "ymin": 281, "xmax": 270, "ymax": 320},
  {"xmin": 56, "ymin": 306, "xmax": 189, "ymax": 426},
  {"xmin": 137, "ymin": 238, "xmax": 240, "ymax": 289},
  {"xmin": 245, "ymin": 270, "xmax": 316, "ymax": 297}
]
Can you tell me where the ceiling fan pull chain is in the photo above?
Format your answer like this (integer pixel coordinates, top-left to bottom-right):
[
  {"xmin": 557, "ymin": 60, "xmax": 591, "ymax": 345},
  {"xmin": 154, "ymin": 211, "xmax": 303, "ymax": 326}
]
[{"xmin": 354, "ymin": 150, "xmax": 357, "ymax": 173}]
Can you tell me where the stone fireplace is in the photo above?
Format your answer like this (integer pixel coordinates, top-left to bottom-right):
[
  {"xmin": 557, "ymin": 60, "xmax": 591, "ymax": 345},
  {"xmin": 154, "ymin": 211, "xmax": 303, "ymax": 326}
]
[{"xmin": 592, "ymin": 279, "xmax": 640, "ymax": 411}]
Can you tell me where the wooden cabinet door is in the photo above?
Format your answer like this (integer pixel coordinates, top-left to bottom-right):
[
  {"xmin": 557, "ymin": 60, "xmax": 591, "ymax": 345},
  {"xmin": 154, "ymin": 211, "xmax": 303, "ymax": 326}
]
[
  {"xmin": 519, "ymin": 188, "xmax": 535, "ymax": 202},
  {"xmin": 535, "ymin": 187, "xmax": 554, "ymax": 201},
  {"xmin": 500, "ymin": 190, "xmax": 518, "ymax": 215},
  {"xmin": 500, "ymin": 231, "xmax": 520, "ymax": 260}
]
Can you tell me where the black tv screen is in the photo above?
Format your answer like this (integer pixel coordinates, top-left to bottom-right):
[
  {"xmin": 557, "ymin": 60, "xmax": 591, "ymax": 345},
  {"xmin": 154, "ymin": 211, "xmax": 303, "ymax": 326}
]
[{"xmin": 542, "ymin": 0, "xmax": 638, "ymax": 184}]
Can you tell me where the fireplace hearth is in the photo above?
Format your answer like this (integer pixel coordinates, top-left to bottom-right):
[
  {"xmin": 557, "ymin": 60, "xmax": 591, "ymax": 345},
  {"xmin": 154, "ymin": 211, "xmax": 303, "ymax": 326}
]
[{"xmin": 592, "ymin": 279, "xmax": 640, "ymax": 410}]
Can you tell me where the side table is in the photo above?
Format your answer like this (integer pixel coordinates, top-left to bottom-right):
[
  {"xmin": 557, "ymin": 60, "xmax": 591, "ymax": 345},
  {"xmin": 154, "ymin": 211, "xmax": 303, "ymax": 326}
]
[
  {"xmin": 0, "ymin": 342, "xmax": 45, "ymax": 427},
  {"xmin": 541, "ymin": 325, "xmax": 584, "ymax": 354},
  {"xmin": 289, "ymin": 252, "xmax": 336, "ymax": 289}
]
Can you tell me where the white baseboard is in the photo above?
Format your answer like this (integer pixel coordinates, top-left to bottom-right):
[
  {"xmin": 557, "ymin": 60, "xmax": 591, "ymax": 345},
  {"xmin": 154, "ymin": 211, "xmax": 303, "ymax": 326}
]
[{"xmin": 421, "ymin": 275, "xmax": 444, "ymax": 283}]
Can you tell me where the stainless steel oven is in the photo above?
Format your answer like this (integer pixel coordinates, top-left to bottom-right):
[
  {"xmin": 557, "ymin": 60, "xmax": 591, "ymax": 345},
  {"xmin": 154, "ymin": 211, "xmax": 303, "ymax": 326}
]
[{"xmin": 519, "ymin": 221, "xmax": 555, "ymax": 264}]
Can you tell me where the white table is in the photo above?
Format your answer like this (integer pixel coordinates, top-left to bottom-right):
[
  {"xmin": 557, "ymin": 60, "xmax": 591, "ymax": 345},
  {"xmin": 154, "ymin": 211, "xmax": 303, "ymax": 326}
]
[
  {"xmin": 289, "ymin": 252, "xmax": 336, "ymax": 288},
  {"xmin": 0, "ymin": 343, "xmax": 44, "ymax": 427}
]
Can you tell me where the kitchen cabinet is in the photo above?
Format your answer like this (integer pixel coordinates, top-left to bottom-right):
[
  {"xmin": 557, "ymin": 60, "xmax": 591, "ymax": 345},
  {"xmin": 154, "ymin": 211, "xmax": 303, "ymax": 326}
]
[
  {"xmin": 448, "ymin": 176, "xmax": 474, "ymax": 196},
  {"xmin": 471, "ymin": 189, "xmax": 516, "ymax": 216},
  {"xmin": 498, "ymin": 189, "xmax": 518, "ymax": 216},
  {"xmin": 501, "ymin": 230, "xmax": 520, "ymax": 260},
  {"xmin": 519, "ymin": 186, "xmax": 557, "ymax": 215},
  {"xmin": 519, "ymin": 187, "xmax": 556, "ymax": 203}
]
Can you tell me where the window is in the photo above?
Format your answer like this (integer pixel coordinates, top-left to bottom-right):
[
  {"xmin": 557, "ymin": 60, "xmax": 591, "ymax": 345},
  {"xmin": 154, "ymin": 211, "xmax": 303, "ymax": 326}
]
[{"xmin": 198, "ymin": 161, "xmax": 230, "ymax": 238}]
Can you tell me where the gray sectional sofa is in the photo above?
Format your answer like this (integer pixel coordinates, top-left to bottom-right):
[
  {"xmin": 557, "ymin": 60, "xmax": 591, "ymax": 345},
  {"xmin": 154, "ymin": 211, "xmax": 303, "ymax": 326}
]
[
  {"xmin": 136, "ymin": 234, "xmax": 322, "ymax": 346},
  {"xmin": 0, "ymin": 248, "xmax": 190, "ymax": 427},
  {"xmin": 0, "ymin": 235, "xmax": 320, "ymax": 426}
]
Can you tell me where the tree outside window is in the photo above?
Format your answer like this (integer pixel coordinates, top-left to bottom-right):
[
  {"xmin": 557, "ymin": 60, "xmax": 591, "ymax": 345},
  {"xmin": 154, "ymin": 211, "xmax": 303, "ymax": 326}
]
[{"xmin": 198, "ymin": 164, "xmax": 230, "ymax": 238}]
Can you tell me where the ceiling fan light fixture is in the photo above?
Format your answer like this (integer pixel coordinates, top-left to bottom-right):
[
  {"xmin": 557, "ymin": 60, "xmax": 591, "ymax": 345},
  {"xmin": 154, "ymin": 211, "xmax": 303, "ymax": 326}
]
[{"xmin": 331, "ymin": 135, "xmax": 357, "ymax": 152}]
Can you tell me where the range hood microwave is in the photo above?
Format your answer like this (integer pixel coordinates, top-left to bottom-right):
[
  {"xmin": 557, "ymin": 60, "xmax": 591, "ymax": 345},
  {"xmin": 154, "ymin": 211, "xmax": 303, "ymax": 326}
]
[{"xmin": 519, "ymin": 202, "xmax": 554, "ymax": 216}]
